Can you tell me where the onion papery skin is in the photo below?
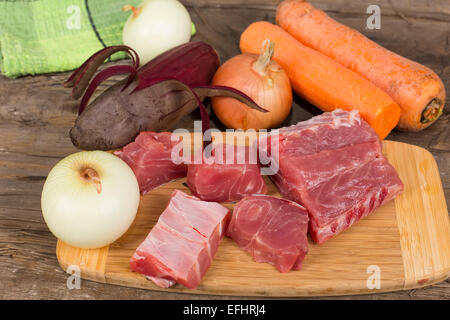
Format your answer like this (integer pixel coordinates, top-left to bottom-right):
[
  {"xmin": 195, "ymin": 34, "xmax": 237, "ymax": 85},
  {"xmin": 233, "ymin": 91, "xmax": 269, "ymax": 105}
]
[
  {"xmin": 211, "ymin": 53, "xmax": 292, "ymax": 130},
  {"xmin": 122, "ymin": 0, "xmax": 193, "ymax": 66},
  {"xmin": 41, "ymin": 151, "xmax": 140, "ymax": 249}
]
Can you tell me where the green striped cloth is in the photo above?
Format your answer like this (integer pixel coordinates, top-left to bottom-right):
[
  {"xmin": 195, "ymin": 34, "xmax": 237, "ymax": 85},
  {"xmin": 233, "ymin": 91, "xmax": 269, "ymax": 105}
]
[{"xmin": 0, "ymin": 0, "xmax": 141, "ymax": 78}]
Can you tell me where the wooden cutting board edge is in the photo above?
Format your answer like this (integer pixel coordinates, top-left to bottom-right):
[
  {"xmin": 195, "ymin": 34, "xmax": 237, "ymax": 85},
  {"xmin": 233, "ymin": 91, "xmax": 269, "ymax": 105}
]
[
  {"xmin": 55, "ymin": 140, "xmax": 450, "ymax": 297},
  {"xmin": 384, "ymin": 141, "xmax": 450, "ymax": 290}
]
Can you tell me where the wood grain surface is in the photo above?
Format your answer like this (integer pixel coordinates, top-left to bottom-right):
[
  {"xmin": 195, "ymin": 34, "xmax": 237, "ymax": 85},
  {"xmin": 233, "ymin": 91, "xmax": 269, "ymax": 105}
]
[
  {"xmin": 0, "ymin": 0, "xmax": 449, "ymax": 299},
  {"xmin": 55, "ymin": 141, "xmax": 450, "ymax": 297}
]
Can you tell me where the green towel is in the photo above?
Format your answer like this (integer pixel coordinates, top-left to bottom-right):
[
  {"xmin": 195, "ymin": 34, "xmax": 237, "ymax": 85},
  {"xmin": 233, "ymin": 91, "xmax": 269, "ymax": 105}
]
[{"xmin": 0, "ymin": 0, "xmax": 141, "ymax": 78}]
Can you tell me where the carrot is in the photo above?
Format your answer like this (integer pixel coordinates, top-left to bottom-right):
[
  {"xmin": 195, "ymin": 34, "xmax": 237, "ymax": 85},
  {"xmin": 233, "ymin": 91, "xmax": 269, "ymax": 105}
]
[
  {"xmin": 240, "ymin": 21, "xmax": 400, "ymax": 139},
  {"xmin": 276, "ymin": 0, "xmax": 446, "ymax": 131}
]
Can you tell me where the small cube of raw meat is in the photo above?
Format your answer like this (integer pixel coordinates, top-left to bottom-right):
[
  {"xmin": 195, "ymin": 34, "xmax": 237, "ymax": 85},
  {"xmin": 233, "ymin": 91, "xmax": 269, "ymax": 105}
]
[
  {"xmin": 130, "ymin": 190, "xmax": 230, "ymax": 289},
  {"xmin": 227, "ymin": 195, "xmax": 309, "ymax": 272},
  {"xmin": 116, "ymin": 132, "xmax": 187, "ymax": 194},
  {"xmin": 187, "ymin": 144, "xmax": 267, "ymax": 202}
]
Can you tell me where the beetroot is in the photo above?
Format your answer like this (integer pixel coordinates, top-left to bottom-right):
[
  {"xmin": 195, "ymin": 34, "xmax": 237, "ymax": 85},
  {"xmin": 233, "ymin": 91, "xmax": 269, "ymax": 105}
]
[{"xmin": 65, "ymin": 42, "xmax": 266, "ymax": 150}]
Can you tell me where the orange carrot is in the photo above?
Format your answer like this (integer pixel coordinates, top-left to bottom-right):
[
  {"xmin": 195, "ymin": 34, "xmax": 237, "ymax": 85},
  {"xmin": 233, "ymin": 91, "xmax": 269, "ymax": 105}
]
[
  {"xmin": 240, "ymin": 21, "xmax": 401, "ymax": 139},
  {"xmin": 276, "ymin": 0, "xmax": 446, "ymax": 131}
]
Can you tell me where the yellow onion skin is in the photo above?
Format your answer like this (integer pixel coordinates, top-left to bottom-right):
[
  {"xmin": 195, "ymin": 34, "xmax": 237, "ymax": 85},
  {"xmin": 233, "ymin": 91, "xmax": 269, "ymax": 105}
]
[
  {"xmin": 41, "ymin": 151, "xmax": 140, "ymax": 249},
  {"xmin": 211, "ymin": 53, "xmax": 292, "ymax": 130}
]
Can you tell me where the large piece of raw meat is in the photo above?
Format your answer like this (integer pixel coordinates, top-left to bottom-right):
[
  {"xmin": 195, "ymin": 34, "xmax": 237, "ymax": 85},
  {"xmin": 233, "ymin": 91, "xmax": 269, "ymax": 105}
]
[
  {"xmin": 130, "ymin": 190, "xmax": 230, "ymax": 289},
  {"xmin": 262, "ymin": 109, "xmax": 403, "ymax": 244},
  {"xmin": 227, "ymin": 195, "xmax": 309, "ymax": 272}
]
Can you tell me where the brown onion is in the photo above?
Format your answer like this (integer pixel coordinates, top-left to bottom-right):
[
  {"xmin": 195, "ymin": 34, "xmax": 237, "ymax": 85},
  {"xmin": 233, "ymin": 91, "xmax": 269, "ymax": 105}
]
[{"xmin": 211, "ymin": 40, "xmax": 292, "ymax": 130}]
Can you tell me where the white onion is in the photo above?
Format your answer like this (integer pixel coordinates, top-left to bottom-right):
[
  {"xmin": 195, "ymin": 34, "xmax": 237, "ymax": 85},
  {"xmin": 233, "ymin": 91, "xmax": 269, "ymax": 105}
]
[
  {"xmin": 122, "ymin": 0, "xmax": 193, "ymax": 65},
  {"xmin": 41, "ymin": 151, "xmax": 140, "ymax": 249}
]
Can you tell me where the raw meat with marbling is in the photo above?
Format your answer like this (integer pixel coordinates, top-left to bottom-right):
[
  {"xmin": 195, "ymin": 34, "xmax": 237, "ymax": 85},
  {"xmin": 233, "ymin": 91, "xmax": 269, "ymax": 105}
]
[
  {"xmin": 227, "ymin": 195, "xmax": 309, "ymax": 272},
  {"xmin": 130, "ymin": 190, "xmax": 230, "ymax": 289},
  {"xmin": 115, "ymin": 132, "xmax": 187, "ymax": 194},
  {"xmin": 187, "ymin": 144, "xmax": 267, "ymax": 202},
  {"xmin": 261, "ymin": 109, "xmax": 403, "ymax": 244}
]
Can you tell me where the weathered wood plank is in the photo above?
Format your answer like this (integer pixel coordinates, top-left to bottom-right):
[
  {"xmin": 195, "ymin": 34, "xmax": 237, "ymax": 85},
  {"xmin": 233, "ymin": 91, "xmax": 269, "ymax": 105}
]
[
  {"xmin": 182, "ymin": 0, "xmax": 450, "ymax": 21},
  {"xmin": 1, "ymin": 6, "xmax": 447, "ymax": 127},
  {"xmin": 0, "ymin": 0, "xmax": 448, "ymax": 300}
]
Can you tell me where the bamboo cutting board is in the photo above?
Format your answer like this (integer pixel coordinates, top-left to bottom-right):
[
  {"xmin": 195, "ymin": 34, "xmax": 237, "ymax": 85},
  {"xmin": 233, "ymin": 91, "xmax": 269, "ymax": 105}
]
[{"xmin": 56, "ymin": 140, "xmax": 450, "ymax": 297}]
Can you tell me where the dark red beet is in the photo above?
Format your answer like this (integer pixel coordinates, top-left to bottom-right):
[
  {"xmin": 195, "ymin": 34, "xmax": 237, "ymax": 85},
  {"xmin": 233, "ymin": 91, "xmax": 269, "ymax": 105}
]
[
  {"xmin": 135, "ymin": 41, "xmax": 220, "ymax": 89},
  {"xmin": 65, "ymin": 42, "xmax": 267, "ymax": 151}
]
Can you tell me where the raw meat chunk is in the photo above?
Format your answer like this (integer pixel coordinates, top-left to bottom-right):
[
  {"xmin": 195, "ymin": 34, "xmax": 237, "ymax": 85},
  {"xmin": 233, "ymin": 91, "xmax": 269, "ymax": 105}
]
[
  {"xmin": 187, "ymin": 144, "xmax": 267, "ymax": 202},
  {"xmin": 263, "ymin": 109, "xmax": 403, "ymax": 244},
  {"xmin": 130, "ymin": 190, "xmax": 230, "ymax": 289},
  {"xmin": 227, "ymin": 195, "xmax": 309, "ymax": 272},
  {"xmin": 116, "ymin": 132, "xmax": 187, "ymax": 194}
]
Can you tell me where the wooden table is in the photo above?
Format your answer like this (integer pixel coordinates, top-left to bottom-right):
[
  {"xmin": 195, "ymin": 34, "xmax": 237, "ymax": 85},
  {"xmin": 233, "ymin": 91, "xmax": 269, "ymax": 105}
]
[{"xmin": 0, "ymin": 0, "xmax": 448, "ymax": 299}]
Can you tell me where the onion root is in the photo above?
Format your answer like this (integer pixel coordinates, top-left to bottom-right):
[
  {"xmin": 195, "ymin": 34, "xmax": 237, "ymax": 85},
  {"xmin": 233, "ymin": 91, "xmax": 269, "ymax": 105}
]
[{"xmin": 80, "ymin": 167, "xmax": 102, "ymax": 194}]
